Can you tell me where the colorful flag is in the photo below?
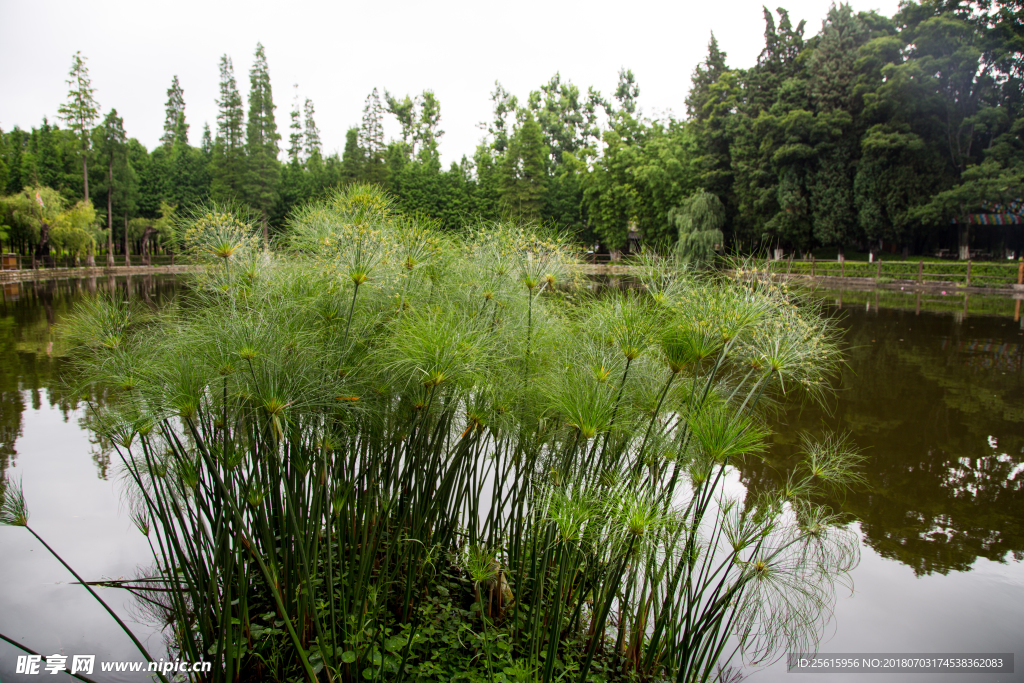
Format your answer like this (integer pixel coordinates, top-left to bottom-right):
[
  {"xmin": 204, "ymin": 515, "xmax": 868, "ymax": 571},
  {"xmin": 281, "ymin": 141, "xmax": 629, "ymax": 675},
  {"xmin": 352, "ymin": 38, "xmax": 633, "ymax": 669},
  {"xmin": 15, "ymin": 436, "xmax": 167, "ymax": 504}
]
[{"xmin": 35, "ymin": 191, "xmax": 44, "ymax": 208}]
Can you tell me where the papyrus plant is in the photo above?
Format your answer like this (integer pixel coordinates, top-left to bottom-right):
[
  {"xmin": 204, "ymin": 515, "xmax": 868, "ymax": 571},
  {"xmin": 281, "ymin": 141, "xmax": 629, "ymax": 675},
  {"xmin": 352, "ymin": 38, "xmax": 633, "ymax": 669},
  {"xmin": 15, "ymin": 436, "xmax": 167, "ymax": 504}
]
[{"xmin": 47, "ymin": 186, "xmax": 860, "ymax": 683}]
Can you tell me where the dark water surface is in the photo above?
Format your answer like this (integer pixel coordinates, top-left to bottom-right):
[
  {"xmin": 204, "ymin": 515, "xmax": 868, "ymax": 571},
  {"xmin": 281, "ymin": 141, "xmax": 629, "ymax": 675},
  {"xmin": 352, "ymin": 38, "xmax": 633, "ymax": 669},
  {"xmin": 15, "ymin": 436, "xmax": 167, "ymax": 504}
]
[
  {"xmin": 739, "ymin": 288, "xmax": 1024, "ymax": 682},
  {"xmin": 0, "ymin": 276, "xmax": 178, "ymax": 683},
  {"xmin": 0, "ymin": 279, "xmax": 1022, "ymax": 682}
]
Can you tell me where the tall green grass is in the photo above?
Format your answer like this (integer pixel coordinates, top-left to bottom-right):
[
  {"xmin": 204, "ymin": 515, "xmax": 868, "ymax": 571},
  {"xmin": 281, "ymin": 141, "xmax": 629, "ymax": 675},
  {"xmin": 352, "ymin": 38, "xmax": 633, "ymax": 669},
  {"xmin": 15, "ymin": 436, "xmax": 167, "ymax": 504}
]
[{"xmin": 34, "ymin": 185, "xmax": 860, "ymax": 682}]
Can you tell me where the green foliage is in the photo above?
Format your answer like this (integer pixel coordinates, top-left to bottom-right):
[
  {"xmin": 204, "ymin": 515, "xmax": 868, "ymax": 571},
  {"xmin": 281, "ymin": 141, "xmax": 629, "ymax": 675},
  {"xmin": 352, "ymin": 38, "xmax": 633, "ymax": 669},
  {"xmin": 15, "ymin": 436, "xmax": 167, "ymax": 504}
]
[
  {"xmin": 498, "ymin": 111, "xmax": 548, "ymax": 220},
  {"xmin": 244, "ymin": 43, "xmax": 282, "ymax": 239},
  {"xmin": 61, "ymin": 191, "xmax": 859, "ymax": 683},
  {"xmin": 210, "ymin": 55, "xmax": 247, "ymax": 204},
  {"xmin": 56, "ymin": 51, "xmax": 99, "ymax": 201},
  {"xmin": 671, "ymin": 190, "xmax": 725, "ymax": 264},
  {"xmin": 8, "ymin": 0, "xmax": 1022, "ymax": 261},
  {"xmin": 160, "ymin": 75, "xmax": 188, "ymax": 148}
]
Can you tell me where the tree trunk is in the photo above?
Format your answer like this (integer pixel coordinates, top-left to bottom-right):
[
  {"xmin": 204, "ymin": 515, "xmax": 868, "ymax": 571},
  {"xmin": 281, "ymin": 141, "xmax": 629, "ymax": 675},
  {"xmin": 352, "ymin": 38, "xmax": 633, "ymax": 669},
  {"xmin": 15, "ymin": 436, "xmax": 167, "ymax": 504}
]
[
  {"xmin": 958, "ymin": 204, "xmax": 971, "ymax": 260},
  {"xmin": 106, "ymin": 160, "xmax": 115, "ymax": 268},
  {"xmin": 141, "ymin": 226, "xmax": 156, "ymax": 266},
  {"xmin": 124, "ymin": 210, "xmax": 131, "ymax": 267},
  {"xmin": 958, "ymin": 225, "xmax": 970, "ymax": 260},
  {"xmin": 35, "ymin": 222, "xmax": 51, "ymax": 268},
  {"xmin": 262, "ymin": 209, "xmax": 269, "ymax": 247},
  {"xmin": 83, "ymin": 152, "xmax": 89, "ymax": 202}
]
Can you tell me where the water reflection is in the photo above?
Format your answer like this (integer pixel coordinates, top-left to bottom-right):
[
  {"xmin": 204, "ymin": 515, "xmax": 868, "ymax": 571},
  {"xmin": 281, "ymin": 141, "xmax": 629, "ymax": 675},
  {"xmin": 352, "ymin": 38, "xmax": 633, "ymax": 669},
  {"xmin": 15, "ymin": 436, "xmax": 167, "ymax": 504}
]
[
  {"xmin": 0, "ymin": 276, "xmax": 179, "ymax": 492},
  {"xmin": 739, "ymin": 297, "xmax": 1024, "ymax": 576}
]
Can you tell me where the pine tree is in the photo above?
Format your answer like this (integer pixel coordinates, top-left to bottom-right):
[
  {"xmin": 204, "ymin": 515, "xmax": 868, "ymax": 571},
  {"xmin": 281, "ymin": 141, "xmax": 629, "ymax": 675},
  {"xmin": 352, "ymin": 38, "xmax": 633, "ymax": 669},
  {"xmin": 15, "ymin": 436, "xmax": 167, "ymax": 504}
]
[
  {"xmin": 210, "ymin": 55, "xmax": 246, "ymax": 203},
  {"xmin": 94, "ymin": 109, "xmax": 127, "ymax": 266},
  {"xmin": 57, "ymin": 51, "xmax": 99, "ymax": 202},
  {"xmin": 201, "ymin": 123, "xmax": 213, "ymax": 155},
  {"xmin": 288, "ymin": 85, "xmax": 303, "ymax": 164},
  {"xmin": 341, "ymin": 127, "xmax": 364, "ymax": 183},
  {"xmin": 498, "ymin": 110, "xmax": 547, "ymax": 218},
  {"xmin": 685, "ymin": 34, "xmax": 728, "ymax": 121},
  {"xmin": 805, "ymin": 4, "xmax": 871, "ymax": 257},
  {"xmin": 161, "ymin": 75, "xmax": 188, "ymax": 147},
  {"xmin": 808, "ymin": 4, "xmax": 869, "ymax": 113},
  {"xmin": 685, "ymin": 38, "xmax": 738, "ymax": 220},
  {"xmin": 303, "ymin": 98, "xmax": 322, "ymax": 159},
  {"xmin": 216, "ymin": 55, "xmax": 245, "ymax": 149},
  {"xmin": 244, "ymin": 42, "xmax": 281, "ymax": 243},
  {"xmin": 360, "ymin": 88, "xmax": 387, "ymax": 184}
]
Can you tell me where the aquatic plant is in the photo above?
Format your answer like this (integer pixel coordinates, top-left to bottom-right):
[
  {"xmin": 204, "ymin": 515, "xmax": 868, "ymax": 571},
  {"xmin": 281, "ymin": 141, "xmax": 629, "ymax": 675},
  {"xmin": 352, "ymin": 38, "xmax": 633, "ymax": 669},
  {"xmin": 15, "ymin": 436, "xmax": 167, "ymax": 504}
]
[{"xmin": 44, "ymin": 185, "xmax": 859, "ymax": 682}]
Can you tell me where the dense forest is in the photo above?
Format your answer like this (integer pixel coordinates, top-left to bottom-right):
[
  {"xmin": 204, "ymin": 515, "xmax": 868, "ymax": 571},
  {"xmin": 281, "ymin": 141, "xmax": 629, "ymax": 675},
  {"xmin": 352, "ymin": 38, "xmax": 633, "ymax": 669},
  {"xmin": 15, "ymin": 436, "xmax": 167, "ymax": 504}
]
[{"xmin": 1, "ymin": 0, "xmax": 1021, "ymax": 263}]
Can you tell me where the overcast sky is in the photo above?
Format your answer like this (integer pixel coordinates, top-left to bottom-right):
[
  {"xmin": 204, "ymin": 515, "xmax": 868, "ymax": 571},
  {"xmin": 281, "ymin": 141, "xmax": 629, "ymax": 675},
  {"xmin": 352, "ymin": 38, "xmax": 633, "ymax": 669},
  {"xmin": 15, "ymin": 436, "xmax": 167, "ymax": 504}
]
[{"xmin": 1, "ymin": 0, "xmax": 902, "ymax": 167}]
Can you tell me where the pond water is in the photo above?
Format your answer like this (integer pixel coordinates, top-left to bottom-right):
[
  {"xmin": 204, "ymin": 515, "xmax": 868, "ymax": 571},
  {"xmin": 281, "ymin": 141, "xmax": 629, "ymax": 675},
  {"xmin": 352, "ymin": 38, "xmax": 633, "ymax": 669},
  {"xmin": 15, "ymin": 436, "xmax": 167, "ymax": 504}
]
[{"xmin": 0, "ymin": 278, "xmax": 1022, "ymax": 682}]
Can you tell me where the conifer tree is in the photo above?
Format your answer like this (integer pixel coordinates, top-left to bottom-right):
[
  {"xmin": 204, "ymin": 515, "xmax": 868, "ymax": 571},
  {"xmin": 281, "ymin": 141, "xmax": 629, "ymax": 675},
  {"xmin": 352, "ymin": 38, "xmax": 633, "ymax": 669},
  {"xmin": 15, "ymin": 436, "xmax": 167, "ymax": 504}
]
[
  {"xmin": 244, "ymin": 42, "xmax": 281, "ymax": 243},
  {"xmin": 686, "ymin": 34, "xmax": 728, "ymax": 121},
  {"xmin": 360, "ymin": 88, "xmax": 387, "ymax": 184},
  {"xmin": 360, "ymin": 89, "xmax": 385, "ymax": 159},
  {"xmin": 216, "ymin": 56, "xmax": 245, "ymax": 149},
  {"xmin": 341, "ymin": 127, "xmax": 364, "ymax": 183},
  {"xmin": 57, "ymin": 51, "xmax": 99, "ymax": 202},
  {"xmin": 201, "ymin": 123, "xmax": 213, "ymax": 155},
  {"xmin": 807, "ymin": 4, "xmax": 871, "ymax": 258},
  {"xmin": 161, "ymin": 75, "xmax": 188, "ymax": 147},
  {"xmin": 94, "ymin": 109, "xmax": 127, "ymax": 266},
  {"xmin": 498, "ymin": 110, "xmax": 547, "ymax": 218},
  {"xmin": 210, "ymin": 55, "xmax": 246, "ymax": 203},
  {"xmin": 288, "ymin": 85, "xmax": 303, "ymax": 164},
  {"xmin": 807, "ymin": 4, "xmax": 869, "ymax": 113},
  {"xmin": 303, "ymin": 98, "xmax": 322, "ymax": 159}
]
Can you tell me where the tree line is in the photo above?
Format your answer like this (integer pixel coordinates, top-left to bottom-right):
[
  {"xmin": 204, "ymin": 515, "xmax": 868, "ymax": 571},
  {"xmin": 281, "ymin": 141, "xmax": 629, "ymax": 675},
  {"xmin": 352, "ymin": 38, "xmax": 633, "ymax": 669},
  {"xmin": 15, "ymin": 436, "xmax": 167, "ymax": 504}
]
[{"xmin": 0, "ymin": 0, "xmax": 1021, "ymax": 264}]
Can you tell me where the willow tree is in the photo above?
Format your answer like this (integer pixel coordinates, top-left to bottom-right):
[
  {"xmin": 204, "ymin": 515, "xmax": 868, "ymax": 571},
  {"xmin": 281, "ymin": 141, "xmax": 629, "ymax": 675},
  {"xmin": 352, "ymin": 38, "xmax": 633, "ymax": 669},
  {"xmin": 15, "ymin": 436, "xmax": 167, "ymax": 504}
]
[{"xmin": 670, "ymin": 189, "xmax": 725, "ymax": 264}]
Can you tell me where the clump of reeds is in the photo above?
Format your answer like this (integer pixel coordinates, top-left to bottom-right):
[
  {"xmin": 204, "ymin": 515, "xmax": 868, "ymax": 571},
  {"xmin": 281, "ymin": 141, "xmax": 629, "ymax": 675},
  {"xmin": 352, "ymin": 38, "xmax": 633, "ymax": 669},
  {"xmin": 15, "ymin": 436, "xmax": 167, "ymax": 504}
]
[{"xmin": 40, "ymin": 184, "xmax": 861, "ymax": 683}]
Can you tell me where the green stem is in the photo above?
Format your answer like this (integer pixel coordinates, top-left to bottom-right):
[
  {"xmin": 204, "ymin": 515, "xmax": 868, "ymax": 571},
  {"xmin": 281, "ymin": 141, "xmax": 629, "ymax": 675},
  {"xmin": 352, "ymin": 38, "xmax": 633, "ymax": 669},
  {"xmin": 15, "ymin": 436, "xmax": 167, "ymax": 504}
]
[
  {"xmin": 24, "ymin": 526, "xmax": 168, "ymax": 683},
  {"xmin": 343, "ymin": 280, "xmax": 361, "ymax": 347},
  {"xmin": 0, "ymin": 632, "xmax": 99, "ymax": 683}
]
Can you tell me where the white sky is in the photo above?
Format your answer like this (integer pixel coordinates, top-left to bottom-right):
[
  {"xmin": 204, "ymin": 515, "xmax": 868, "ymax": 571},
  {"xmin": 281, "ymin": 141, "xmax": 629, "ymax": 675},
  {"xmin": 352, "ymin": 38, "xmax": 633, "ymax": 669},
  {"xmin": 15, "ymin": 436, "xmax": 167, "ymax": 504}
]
[{"xmin": 0, "ymin": 0, "xmax": 902, "ymax": 167}]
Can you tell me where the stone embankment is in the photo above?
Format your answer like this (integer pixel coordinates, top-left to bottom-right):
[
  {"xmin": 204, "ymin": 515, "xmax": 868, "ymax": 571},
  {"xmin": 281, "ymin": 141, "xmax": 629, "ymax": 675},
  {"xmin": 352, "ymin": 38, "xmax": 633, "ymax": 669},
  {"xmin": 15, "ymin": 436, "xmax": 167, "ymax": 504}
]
[
  {"xmin": 581, "ymin": 262, "xmax": 1024, "ymax": 298},
  {"xmin": 0, "ymin": 264, "xmax": 198, "ymax": 283},
  {"xmin": 760, "ymin": 272, "xmax": 1024, "ymax": 298}
]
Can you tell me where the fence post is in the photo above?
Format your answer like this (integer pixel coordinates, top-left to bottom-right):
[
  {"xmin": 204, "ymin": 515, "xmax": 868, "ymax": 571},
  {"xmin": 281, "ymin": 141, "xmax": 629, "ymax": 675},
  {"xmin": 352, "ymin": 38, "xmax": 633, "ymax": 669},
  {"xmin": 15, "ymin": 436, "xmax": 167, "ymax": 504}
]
[
  {"xmin": 1018, "ymin": 259, "xmax": 1023, "ymax": 285},
  {"xmin": 787, "ymin": 253, "xmax": 793, "ymax": 275},
  {"xmin": 876, "ymin": 258, "xmax": 882, "ymax": 279},
  {"xmin": 841, "ymin": 258, "xmax": 845, "ymax": 277},
  {"xmin": 918, "ymin": 260, "xmax": 923, "ymax": 284},
  {"xmin": 811, "ymin": 255, "xmax": 815, "ymax": 277},
  {"xmin": 966, "ymin": 260, "xmax": 971, "ymax": 286}
]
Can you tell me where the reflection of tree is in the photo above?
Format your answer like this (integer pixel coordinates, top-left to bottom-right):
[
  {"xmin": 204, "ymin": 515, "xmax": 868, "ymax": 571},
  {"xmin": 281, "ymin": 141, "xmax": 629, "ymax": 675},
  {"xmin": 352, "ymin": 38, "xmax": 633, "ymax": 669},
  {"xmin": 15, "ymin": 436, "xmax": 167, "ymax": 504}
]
[
  {"xmin": 0, "ymin": 276, "xmax": 180, "ymax": 488},
  {"xmin": 736, "ymin": 305, "xmax": 1024, "ymax": 576}
]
